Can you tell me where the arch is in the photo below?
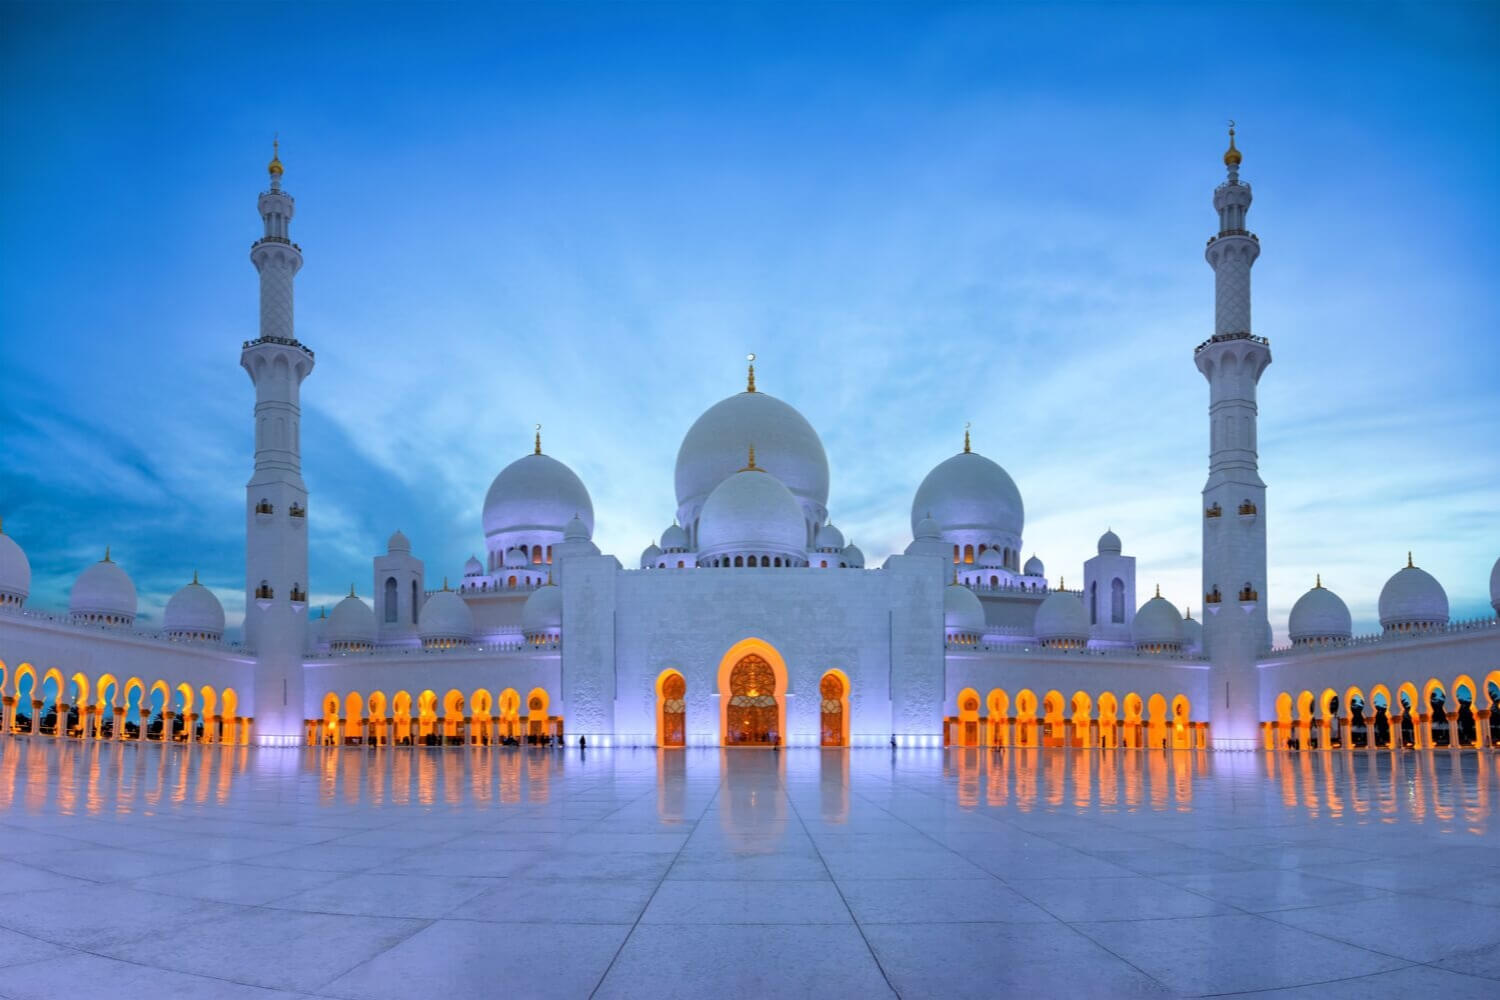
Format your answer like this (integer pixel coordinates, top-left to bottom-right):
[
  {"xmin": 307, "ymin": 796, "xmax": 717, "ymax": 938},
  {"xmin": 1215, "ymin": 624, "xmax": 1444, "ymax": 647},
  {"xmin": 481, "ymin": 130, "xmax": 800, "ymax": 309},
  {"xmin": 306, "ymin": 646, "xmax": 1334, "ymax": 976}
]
[
  {"xmin": 963, "ymin": 544, "xmax": 974, "ymax": 564},
  {"xmin": 443, "ymin": 690, "xmax": 465, "ymax": 744},
  {"xmin": 1147, "ymin": 693, "xmax": 1168, "ymax": 749},
  {"xmin": 1110, "ymin": 578, "xmax": 1125, "ymax": 623},
  {"xmin": 1070, "ymin": 691, "xmax": 1094, "ymax": 748},
  {"xmin": 1451, "ymin": 673, "xmax": 1478, "ymax": 747},
  {"xmin": 1171, "ymin": 694, "xmax": 1192, "ymax": 749},
  {"xmin": 987, "ymin": 689, "xmax": 1010, "ymax": 747},
  {"xmin": 392, "ymin": 690, "xmax": 413, "ymax": 746},
  {"xmin": 1423, "ymin": 678, "xmax": 1451, "ymax": 747},
  {"xmin": 955, "ymin": 687, "xmax": 981, "ymax": 747},
  {"xmin": 368, "ymin": 690, "xmax": 389, "ymax": 745},
  {"xmin": 1122, "ymin": 692, "xmax": 1144, "ymax": 748},
  {"xmin": 1395, "ymin": 682, "xmax": 1420, "ymax": 748},
  {"xmin": 418, "ymin": 690, "xmax": 438, "ymax": 744},
  {"xmin": 525, "ymin": 687, "xmax": 550, "ymax": 743},
  {"xmin": 470, "ymin": 689, "xmax": 492, "ymax": 745},
  {"xmin": 345, "ymin": 691, "xmax": 366, "ymax": 745},
  {"xmin": 322, "ymin": 692, "xmax": 341, "ymax": 746},
  {"xmin": 1089, "ymin": 581, "xmax": 1098, "ymax": 625},
  {"xmin": 1097, "ymin": 692, "xmax": 1119, "ymax": 748},
  {"xmin": 656, "ymin": 669, "xmax": 686, "ymax": 748},
  {"xmin": 497, "ymin": 688, "xmax": 521, "ymax": 741},
  {"xmin": 1014, "ymin": 689, "xmax": 1038, "ymax": 747},
  {"xmin": 716, "ymin": 638, "xmax": 788, "ymax": 747},
  {"xmin": 384, "ymin": 577, "xmax": 397, "ymax": 623},
  {"xmin": 1042, "ymin": 690, "xmax": 1066, "ymax": 748},
  {"xmin": 1274, "ymin": 691, "xmax": 1294, "ymax": 749}
]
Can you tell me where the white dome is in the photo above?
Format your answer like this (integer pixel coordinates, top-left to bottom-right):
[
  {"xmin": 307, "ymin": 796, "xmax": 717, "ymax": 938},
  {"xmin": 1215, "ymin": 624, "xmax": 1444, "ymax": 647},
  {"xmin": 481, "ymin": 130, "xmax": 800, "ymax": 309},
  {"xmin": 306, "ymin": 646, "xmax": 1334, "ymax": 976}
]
[
  {"xmin": 1097, "ymin": 529, "xmax": 1122, "ymax": 555},
  {"xmin": 905, "ymin": 512, "xmax": 948, "ymax": 560},
  {"xmin": 503, "ymin": 547, "xmax": 531, "ymax": 569},
  {"xmin": 911, "ymin": 450, "xmax": 1024, "ymax": 541},
  {"xmin": 70, "ymin": 553, "xmax": 137, "ymax": 624},
  {"xmin": 1034, "ymin": 590, "xmax": 1088, "ymax": 644},
  {"xmin": 675, "ymin": 389, "xmax": 829, "ymax": 525},
  {"xmin": 1288, "ymin": 580, "xmax": 1352, "ymax": 643},
  {"xmin": 1132, "ymin": 594, "xmax": 1184, "ymax": 650},
  {"xmin": 0, "ymin": 524, "xmax": 30, "ymax": 605},
  {"xmin": 815, "ymin": 522, "xmax": 845, "ymax": 551},
  {"xmin": 327, "ymin": 592, "xmax": 376, "ymax": 646},
  {"xmin": 463, "ymin": 555, "xmax": 484, "ymax": 577},
  {"xmin": 483, "ymin": 452, "xmax": 594, "ymax": 543},
  {"xmin": 163, "ymin": 576, "xmax": 224, "ymax": 638},
  {"xmin": 563, "ymin": 513, "xmax": 590, "ymax": 542},
  {"xmin": 640, "ymin": 543, "xmax": 662, "ymax": 569},
  {"xmin": 978, "ymin": 546, "xmax": 1006, "ymax": 568},
  {"xmin": 842, "ymin": 542, "xmax": 865, "ymax": 568},
  {"xmin": 1378, "ymin": 559, "xmax": 1449, "ymax": 629},
  {"xmin": 697, "ymin": 466, "xmax": 808, "ymax": 562},
  {"xmin": 1023, "ymin": 554, "xmax": 1044, "ymax": 577},
  {"xmin": 1490, "ymin": 555, "xmax": 1500, "ymax": 614},
  {"xmin": 1181, "ymin": 612, "xmax": 1204, "ymax": 653},
  {"xmin": 944, "ymin": 583, "xmax": 986, "ymax": 635},
  {"xmin": 419, "ymin": 588, "xmax": 473, "ymax": 643},
  {"xmin": 660, "ymin": 523, "xmax": 688, "ymax": 551},
  {"xmin": 387, "ymin": 529, "xmax": 411, "ymax": 554},
  {"xmin": 521, "ymin": 583, "xmax": 562, "ymax": 637}
]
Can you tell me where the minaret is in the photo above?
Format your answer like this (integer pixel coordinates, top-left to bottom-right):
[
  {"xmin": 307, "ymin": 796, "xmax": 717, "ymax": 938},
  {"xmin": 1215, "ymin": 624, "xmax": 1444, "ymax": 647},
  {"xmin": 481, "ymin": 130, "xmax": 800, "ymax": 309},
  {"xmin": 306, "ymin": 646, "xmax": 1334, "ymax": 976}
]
[
  {"xmin": 1195, "ymin": 124, "xmax": 1271, "ymax": 749},
  {"xmin": 241, "ymin": 139, "xmax": 314, "ymax": 745}
]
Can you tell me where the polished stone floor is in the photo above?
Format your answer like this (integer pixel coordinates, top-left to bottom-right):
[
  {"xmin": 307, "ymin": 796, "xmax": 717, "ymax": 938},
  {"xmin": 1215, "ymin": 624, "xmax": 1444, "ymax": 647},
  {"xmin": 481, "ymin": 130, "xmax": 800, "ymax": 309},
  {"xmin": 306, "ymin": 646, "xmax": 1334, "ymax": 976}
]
[{"xmin": 0, "ymin": 741, "xmax": 1496, "ymax": 999}]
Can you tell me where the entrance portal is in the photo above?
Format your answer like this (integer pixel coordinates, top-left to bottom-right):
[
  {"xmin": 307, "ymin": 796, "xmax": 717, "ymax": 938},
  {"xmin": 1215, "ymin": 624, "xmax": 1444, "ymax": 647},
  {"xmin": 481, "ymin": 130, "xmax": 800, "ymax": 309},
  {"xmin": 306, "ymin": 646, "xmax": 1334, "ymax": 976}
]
[
  {"xmin": 726, "ymin": 653, "xmax": 781, "ymax": 746},
  {"xmin": 820, "ymin": 671, "xmax": 848, "ymax": 747},
  {"xmin": 658, "ymin": 670, "xmax": 686, "ymax": 747}
]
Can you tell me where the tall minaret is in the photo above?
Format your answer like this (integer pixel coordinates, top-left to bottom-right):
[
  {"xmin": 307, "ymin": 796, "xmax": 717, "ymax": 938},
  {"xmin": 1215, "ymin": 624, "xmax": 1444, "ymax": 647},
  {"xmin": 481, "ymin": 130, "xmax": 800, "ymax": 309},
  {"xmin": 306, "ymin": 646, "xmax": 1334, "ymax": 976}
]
[
  {"xmin": 1195, "ymin": 124, "xmax": 1271, "ymax": 749},
  {"xmin": 241, "ymin": 140, "xmax": 314, "ymax": 745}
]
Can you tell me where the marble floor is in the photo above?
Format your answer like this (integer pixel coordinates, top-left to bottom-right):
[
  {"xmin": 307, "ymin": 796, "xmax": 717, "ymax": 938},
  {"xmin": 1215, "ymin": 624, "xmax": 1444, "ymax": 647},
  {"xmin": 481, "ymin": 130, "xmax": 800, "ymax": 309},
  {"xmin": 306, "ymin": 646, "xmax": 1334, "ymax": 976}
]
[{"xmin": 0, "ymin": 741, "xmax": 1495, "ymax": 999}]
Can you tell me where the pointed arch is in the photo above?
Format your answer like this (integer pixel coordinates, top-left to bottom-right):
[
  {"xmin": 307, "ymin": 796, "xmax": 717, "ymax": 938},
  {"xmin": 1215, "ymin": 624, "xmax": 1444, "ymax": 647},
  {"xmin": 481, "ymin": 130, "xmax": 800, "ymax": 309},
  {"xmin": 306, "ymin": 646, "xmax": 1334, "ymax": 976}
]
[
  {"xmin": 716, "ymin": 637, "xmax": 788, "ymax": 747},
  {"xmin": 656, "ymin": 669, "xmax": 686, "ymax": 748}
]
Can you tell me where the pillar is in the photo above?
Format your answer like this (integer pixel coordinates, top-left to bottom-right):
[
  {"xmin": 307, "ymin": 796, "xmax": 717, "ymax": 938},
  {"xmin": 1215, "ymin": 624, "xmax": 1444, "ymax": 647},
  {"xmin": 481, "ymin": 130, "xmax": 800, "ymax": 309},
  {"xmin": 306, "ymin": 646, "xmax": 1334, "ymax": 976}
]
[
  {"xmin": 55, "ymin": 702, "xmax": 70, "ymax": 738},
  {"xmin": 163, "ymin": 711, "xmax": 176, "ymax": 743},
  {"xmin": 112, "ymin": 707, "xmax": 125, "ymax": 741}
]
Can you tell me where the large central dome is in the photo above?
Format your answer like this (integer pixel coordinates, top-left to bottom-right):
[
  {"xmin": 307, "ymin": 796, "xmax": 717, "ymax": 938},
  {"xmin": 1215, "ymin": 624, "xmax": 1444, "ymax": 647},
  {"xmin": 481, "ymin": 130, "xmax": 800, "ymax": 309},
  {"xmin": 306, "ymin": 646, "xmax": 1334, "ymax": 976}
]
[
  {"xmin": 483, "ymin": 452, "xmax": 594, "ymax": 542},
  {"xmin": 675, "ymin": 388, "xmax": 829, "ymax": 529},
  {"xmin": 910, "ymin": 450, "xmax": 1024, "ymax": 540}
]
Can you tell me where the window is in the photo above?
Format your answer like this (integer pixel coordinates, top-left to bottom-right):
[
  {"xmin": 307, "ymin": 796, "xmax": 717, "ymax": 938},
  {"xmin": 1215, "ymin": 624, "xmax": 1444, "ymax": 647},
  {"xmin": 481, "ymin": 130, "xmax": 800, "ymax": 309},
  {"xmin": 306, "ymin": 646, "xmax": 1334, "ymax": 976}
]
[
  {"xmin": 411, "ymin": 580, "xmax": 419, "ymax": 624},
  {"xmin": 1111, "ymin": 578, "xmax": 1125, "ymax": 623},
  {"xmin": 384, "ymin": 577, "xmax": 397, "ymax": 623},
  {"xmin": 963, "ymin": 544, "xmax": 974, "ymax": 564},
  {"xmin": 1090, "ymin": 581, "xmax": 1097, "ymax": 625}
]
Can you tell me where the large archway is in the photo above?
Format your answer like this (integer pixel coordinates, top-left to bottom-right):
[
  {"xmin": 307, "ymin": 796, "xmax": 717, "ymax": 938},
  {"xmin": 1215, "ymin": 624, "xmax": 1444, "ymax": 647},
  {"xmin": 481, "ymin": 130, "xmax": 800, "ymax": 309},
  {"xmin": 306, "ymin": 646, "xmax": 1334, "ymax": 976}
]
[
  {"xmin": 657, "ymin": 670, "xmax": 686, "ymax": 748},
  {"xmin": 717, "ymin": 639, "xmax": 788, "ymax": 747},
  {"xmin": 820, "ymin": 670, "xmax": 849, "ymax": 747}
]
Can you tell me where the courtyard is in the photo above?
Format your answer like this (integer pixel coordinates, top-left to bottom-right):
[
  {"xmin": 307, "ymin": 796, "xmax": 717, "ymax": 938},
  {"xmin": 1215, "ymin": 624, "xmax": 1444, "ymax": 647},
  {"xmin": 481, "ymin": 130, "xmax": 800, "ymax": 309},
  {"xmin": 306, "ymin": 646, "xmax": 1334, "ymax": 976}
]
[{"xmin": 0, "ymin": 741, "xmax": 1495, "ymax": 998}]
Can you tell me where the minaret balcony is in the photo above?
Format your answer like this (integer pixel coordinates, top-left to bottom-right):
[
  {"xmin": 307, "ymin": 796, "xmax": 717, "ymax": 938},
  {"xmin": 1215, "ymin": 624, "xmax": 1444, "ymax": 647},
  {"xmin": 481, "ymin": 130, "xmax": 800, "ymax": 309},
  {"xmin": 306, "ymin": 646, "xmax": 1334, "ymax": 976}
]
[
  {"xmin": 1238, "ymin": 586, "xmax": 1259, "ymax": 613},
  {"xmin": 1193, "ymin": 331, "xmax": 1271, "ymax": 356},
  {"xmin": 1204, "ymin": 588, "xmax": 1223, "ymax": 614},
  {"xmin": 1204, "ymin": 503, "xmax": 1222, "ymax": 520}
]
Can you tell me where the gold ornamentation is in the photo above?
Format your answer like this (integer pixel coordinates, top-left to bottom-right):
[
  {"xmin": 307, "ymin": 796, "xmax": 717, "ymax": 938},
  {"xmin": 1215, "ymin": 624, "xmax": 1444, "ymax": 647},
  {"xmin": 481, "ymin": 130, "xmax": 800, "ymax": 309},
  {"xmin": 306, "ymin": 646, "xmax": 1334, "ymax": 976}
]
[
  {"xmin": 1224, "ymin": 121, "xmax": 1241, "ymax": 167},
  {"xmin": 746, "ymin": 353, "xmax": 756, "ymax": 392},
  {"xmin": 268, "ymin": 135, "xmax": 283, "ymax": 178}
]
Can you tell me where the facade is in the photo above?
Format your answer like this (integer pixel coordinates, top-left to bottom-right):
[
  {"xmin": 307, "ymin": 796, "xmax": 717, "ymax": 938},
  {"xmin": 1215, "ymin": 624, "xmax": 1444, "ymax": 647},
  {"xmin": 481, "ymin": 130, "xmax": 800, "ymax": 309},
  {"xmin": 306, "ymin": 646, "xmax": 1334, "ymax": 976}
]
[{"xmin": 2, "ymin": 133, "xmax": 1498, "ymax": 752}]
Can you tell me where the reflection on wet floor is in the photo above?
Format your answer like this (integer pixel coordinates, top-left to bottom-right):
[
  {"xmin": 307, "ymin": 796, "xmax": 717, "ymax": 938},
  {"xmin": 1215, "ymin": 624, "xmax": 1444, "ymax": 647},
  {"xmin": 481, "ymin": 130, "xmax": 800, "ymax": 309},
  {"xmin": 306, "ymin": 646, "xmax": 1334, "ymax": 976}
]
[{"xmin": 0, "ymin": 739, "xmax": 1491, "ymax": 835}]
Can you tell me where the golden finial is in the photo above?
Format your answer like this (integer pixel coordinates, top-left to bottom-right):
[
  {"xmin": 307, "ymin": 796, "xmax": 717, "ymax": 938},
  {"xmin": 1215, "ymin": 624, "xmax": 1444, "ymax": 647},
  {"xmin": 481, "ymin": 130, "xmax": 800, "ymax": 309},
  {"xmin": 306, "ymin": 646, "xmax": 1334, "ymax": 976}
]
[
  {"xmin": 963, "ymin": 422, "xmax": 971, "ymax": 453},
  {"xmin": 746, "ymin": 353, "xmax": 757, "ymax": 393},
  {"xmin": 268, "ymin": 134, "xmax": 283, "ymax": 179},
  {"xmin": 1223, "ymin": 120, "xmax": 1242, "ymax": 168},
  {"xmin": 1155, "ymin": 583, "xmax": 1161, "ymax": 598},
  {"xmin": 1315, "ymin": 573, "xmax": 1322, "ymax": 589},
  {"xmin": 742, "ymin": 443, "xmax": 759, "ymax": 471},
  {"xmin": 1186, "ymin": 606, "xmax": 1193, "ymax": 620},
  {"xmin": 534, "ymin": 423, "xmax": 542, "ymax": 455},
  {"xmin": 103, "ymin": 546, "xmax": 111, "ymax": 563},
  {"xmin": 952, "ymin": 568, "xmax": 959, "ymax": 585},
  {"xmin": 1059, "ymin": 576, "xmax": 1065, "ymax": 590},
  {"xmin": 1406, "ymin": 551, "xmax": 1413, "ymax": 568}
]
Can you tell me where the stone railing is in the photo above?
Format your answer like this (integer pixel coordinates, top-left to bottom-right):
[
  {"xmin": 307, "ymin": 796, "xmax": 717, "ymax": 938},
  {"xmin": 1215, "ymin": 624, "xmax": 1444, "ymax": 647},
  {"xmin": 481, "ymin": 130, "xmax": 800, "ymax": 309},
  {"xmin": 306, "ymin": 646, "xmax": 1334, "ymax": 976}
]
[
  {"xmin": 1268, "ymin": 615, "xmax": 1499, "ymax": 657},
  {"xmin": 241, "ymin": 336, "xmax": 314, "ymax": 358},
  {"xmin": 9, "ymin": 608, "xmax": 243, "ymax": 651},
  {"xmin": 1194, "ymin": 331, "xmax": 1270, "ymax": 355}
]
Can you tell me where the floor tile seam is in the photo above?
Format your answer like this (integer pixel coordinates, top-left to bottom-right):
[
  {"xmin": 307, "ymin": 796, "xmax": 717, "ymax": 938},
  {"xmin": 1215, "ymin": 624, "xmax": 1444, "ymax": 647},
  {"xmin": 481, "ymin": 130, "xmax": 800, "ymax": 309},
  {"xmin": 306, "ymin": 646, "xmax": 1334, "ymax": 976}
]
[
  {"xmin": 1188, "ymin": 960, "xmax": 1423, "ymax": 997},
  {"xmin": 585, "ymin": 770, "xmax": 726, "ymax": 1000},
  {"xmin": 303, "ymin": 916, "xmax": 440, "ymax": 993},
  {"xmin": 1012, "ymin": 901, "xmax": 1181, "ymax": 993},
  {"xmin": 1252, "ymin": 904, "xmax": 1500, "ymax": 966},
  {"xmin": 782, "ymin": 775, "xmax": 901, "ymax": 999},
  {"xmin": 1413, "ymin": 957, "xmax": 1500, "ymax": 983},
  {"xmin": 844, "ymin": 784, "xmax": 1007, "ymax": 869}
]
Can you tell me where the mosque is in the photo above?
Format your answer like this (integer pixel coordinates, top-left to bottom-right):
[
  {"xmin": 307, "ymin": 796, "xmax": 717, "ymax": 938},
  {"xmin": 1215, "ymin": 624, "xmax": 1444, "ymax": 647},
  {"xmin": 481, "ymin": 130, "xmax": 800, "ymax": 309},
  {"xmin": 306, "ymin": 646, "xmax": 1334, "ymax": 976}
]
[{"xmin": 1, "ymin": 133, "xmax": 1498, "ymax": 754}]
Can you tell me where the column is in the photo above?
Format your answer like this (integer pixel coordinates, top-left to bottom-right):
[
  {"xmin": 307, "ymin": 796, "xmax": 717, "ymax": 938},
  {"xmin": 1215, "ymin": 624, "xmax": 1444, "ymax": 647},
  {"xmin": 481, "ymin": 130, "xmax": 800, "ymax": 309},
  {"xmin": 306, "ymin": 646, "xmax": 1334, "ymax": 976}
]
[
  {"xmin": 30, "ymin": 701, "xmax": 42, "ymax": 735},
  {"xmin": 163, "ymin": 711, "xmax": 176, "ymax": 743},
  {"xmin": 112, "ymin": 707, "xmax": 125, "ymax": 741},
  {"xmin": 55, "ymin": 702, "xmax": 70, "ymax": 738},
  {"xmin": 243, "ymin": 718, "xmax": 253, "ymax": 745}
]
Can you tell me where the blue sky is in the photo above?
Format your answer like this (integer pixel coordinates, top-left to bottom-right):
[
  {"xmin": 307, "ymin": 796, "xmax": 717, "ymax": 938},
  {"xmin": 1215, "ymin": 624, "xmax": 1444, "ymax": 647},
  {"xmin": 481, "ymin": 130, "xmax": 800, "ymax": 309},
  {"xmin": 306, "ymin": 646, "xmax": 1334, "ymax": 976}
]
[{"xmin": 2, "ymin": 2, "xmax": 1497, "ymax": 641}]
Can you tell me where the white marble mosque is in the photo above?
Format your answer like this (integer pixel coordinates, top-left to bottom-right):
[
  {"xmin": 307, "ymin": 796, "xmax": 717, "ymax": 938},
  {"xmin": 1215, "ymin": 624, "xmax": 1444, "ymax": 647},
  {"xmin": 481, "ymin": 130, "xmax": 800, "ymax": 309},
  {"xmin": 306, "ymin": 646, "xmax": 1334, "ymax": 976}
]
[{"xmin": 2, "ymin": 131, "xmax": 1498, "ymax": 754}]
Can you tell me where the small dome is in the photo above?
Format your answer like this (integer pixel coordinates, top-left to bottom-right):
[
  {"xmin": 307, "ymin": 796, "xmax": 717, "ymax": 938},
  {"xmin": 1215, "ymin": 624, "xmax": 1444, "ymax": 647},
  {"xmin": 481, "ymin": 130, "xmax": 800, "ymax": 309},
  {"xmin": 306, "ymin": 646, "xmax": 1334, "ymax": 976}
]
[
  {"xmin": 503, "ymin": 547, "xmax": 530, "ymax": 569},
  {"xmin": 163, "ymin": 575, "xmax": 225, "ymax": 639},
  {"xmin": 815, "ymin": 522, "xmax": 845, "ymax": 551},
  {"xmin": 483, "ymin": 452, "xmax": 595, "ymax": 544},
  {"xmin": 640, "ymin": 543, "xmax": 662, "ymax": 569},
  {"xmin": 978, "ymin": 546, "xmax": 1006, "ymax": 568},
  {"xmin": 0, "ymin": 521, "xmax": 31, "ymax": 606},
  {"xmin": 1289, "ymin": 579, "xmax": 1352, "ymax": 643},
  {"xmin": 1489, "ymin": 555, "xmax": 1500, "ymax": 614},
  {"xmin": 521, "ymin": 583, "xmax": 562, "ymax": 638},
  {"xmin": 1097, "ymin": 529, "xmax": 1122, "ymax": 555},
  {"xmin": 697, "ymin": 463, "xmax": 807, "ymax": 563},
  {"xmin": 463, "ymin": 555, "xmax": 484, "ymax": 577},
  {"xmin": 1034, "ymin": 590, "xmax": 1088, "ymax": 644},
  {"xmin": 911, "ymin": 450, "xmax": 1024, "ymax": 542},
  {"xmin": 905, "ymin": 512, "xmax": 947, "ymax": 560},
  {"xmin": 842, "ymin": 541, "xmax": 865, "ymax": 569},
  {"xmin": 70, "ymin": 551, "xmax": 137, "ymax": 624},
  {"xmin": 944, "ymin": 582, "xmax": 986, "ymax": 635},
  {"xmin": 660, "ymin": 522, "xmax": 689, "ymax": 552},
  {"xmin": 1132, "ymin": 593, "xmax": 1184, "ymax": 650},
  {"xmin": 1378, "ymin": 557, "xmax": 1449, "ymax": 630},
  {"xmin": 1023, "ymin": 554, "xmax": 1044, "ymax": 577},
  {"xmin": 387, "ymin": 529, "xmax": 411, "ymax": 554},
  {"xmin": 675, "ymin": 388, "xmax": 830, "ymax": 525},
  {"xmin": 419, "ymin": 587, "xmax": 474, "ymax": 644},
  {"xmin": 563, "ymin": 514, "xmax": 590, "ymax": 543},
  {"xmin": 1181, "ymin": 611, "xmax": 1204, "ymax": 653},
  {"xmin": 327, "ymin": 591, "xmax": 376, "ymax": 647}
]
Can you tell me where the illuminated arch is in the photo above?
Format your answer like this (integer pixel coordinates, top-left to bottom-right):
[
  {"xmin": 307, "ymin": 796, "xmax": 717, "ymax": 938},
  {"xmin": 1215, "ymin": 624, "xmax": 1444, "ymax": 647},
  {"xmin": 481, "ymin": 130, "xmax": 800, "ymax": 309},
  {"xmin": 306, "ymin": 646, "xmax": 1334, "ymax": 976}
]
[
  {"xmin": 443, "ymin": 690, "xmax": 465, "ymax": 742},
  {"xmin": 954, "ymin": 687, "xmax": 981, "ymax": 747},
  {"xmin": 1071, "ymin": 691, "xmax": 1094, "ymax": 748},
  {"xmin": 1147, "ymin": 693, "xmax": 1168, "ymax": 749},
  {"xmin": 1042, "ymin": 690, "xmax": 1066, "ymax": 748},
  {"xmin": 1170, "ymin": 694, "xmax": 1191, "ymax": 749},
  {"xmin": 418, "ymin": 690, "xmax": 438, "ymax": 743},
  {"xmin": 987, "ymin": 689, "xmax": 1010, "ymax": 747},
  {"xmin": 322, "ymin": 692, "xmax": 341, "ymax": 745},
  {"xmin": 819, "ymin": 669, "xmax": 850, "ymax": 747},
  {"xmin": 716, "ymin": 638, "xmax": 788, "ymax": 747},
  {"xmin": 656, "ymin": 669, "xmax": 686, "ymax": 748},
  {"xmin": 1096, "ymin": 691, "xmax": 1119, "ymax": 748},
  {"xmin": 1015, "ymin": 689, "xmax": 1039, "ymax": 747}
]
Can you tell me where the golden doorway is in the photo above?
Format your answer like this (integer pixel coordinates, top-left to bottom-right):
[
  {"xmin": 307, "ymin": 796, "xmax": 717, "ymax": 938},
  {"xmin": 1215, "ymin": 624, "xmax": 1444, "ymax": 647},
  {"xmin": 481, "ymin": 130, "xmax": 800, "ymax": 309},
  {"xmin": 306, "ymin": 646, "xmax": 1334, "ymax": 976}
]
[
  {"xmin": 659, "ymin": 671, "xmax": 686, "ymax": 747},
  {"xmin": 820, "ymin": 672, "xmax": 847, "ymax": 747},
  {"xmin": 726, "ymin": 653, "xmax": 781, "ymax": 746}
]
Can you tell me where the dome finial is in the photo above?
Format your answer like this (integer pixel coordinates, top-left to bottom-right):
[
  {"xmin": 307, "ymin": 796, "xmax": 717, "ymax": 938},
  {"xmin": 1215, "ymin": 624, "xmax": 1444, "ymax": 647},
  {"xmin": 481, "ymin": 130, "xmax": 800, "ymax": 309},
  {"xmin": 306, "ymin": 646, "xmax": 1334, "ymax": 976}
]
[
  {"xmin": 268, "ymin": 134, "xmax": 284, "ymax": 180},
  {"xmin": 742, "ymin": 443, "xmax": 758, "ymax": 471},
  {"xmin": 1315, "ymin": 573, "xmax": 1322, "ymax": 589},
  {"xmin": 1186, "ymin": 605, "xmax": 1193, "ymax": 620},
  {"xmin": 1223, "ymin": 120, "xmax": 1241, "ymax": 169},
  {"xmin": 348, "ymin": 583, "xmax": 356, "ymax": 598},
  {"xmin": 963, "ymin": 421, "xmax": 971, "ymax": 453},
  {"xmin": 192, "ymin": 569, "xmax": 199, "ymax": 585},
  {"xmin": 1155, "ymin": 582, "xmax": 1161, "ymax": 598},
  {"xmin": 442, "ymin": 576, "xmax": 450, "ymax": 592},
  {"xmin": 534, "ymin": 423, "xmax": 542, "ymax": 455},
  {"xmin": 746, "ymin": 353, "xmax": 756, "ymax": 393},
  {"xmin": 103, "ymin": 545, "xmax": 111, "ymax": 563},
  {"xmin": 1407, "ymin": 551, "xmax": 1414, "ymax": 568},
  {"xmin": 1059, "ymin": 576, "xmax": 1065, "ymax": 590}
]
